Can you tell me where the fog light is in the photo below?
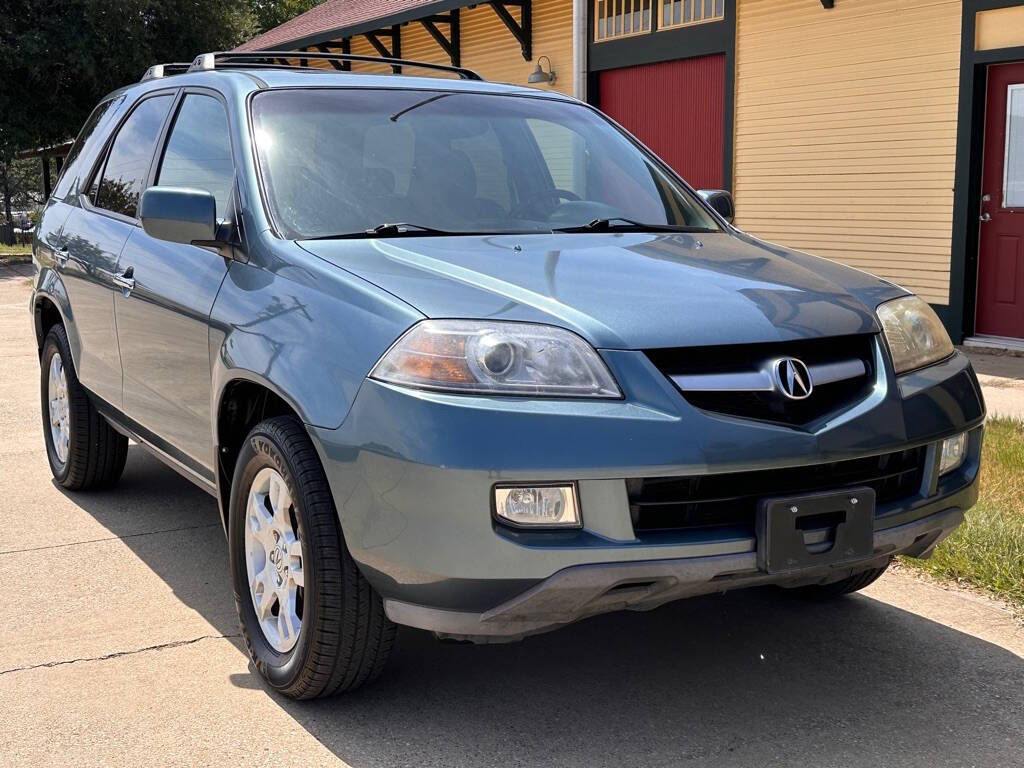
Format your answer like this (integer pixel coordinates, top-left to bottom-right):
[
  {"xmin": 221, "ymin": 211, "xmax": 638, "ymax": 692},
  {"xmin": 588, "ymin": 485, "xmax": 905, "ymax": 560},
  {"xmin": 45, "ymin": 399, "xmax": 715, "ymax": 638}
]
[
  {"xmin": 939, "ymin": 432, "xmax": 967, "ymax": 475},
  {"xmin": 494, "ymin": 484, "xmax": 581, "ymax": 528}
]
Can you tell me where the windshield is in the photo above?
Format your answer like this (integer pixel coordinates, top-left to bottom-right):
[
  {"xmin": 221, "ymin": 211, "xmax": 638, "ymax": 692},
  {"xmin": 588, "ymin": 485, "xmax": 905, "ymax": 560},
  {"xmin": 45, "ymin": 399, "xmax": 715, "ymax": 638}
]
[{"xmin": 250, "ymin": 88, "xmax": 721, "ymax": 239}]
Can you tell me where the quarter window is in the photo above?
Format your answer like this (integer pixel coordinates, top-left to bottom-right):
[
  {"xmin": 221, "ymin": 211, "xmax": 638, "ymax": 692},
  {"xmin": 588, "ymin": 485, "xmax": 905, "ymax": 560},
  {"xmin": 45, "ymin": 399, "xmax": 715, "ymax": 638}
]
[
  {"xmin": 92, "ymin": 95, "xmax": 173, "ymax": 218},
  {"xmin": 157, "ymin": 94, "xmax": 235, "ymax": 217},
  {"xmin": 53, "ymin": 96, "xmax": 125, "ymax": 202}
]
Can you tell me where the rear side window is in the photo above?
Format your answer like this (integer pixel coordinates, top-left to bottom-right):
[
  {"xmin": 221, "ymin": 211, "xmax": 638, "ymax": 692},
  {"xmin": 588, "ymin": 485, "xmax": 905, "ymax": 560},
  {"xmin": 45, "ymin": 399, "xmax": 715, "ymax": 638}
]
[
  {"xmin": 156, "ymin": 94, "xmax": 234, "ymax": 217},
  {"xmin": 53, "ymin": 96, "xmax": 125, "ymax": 201},
  {"xmin": 92, "ymin": 94, "xmax": 173, "ymax": 218}
]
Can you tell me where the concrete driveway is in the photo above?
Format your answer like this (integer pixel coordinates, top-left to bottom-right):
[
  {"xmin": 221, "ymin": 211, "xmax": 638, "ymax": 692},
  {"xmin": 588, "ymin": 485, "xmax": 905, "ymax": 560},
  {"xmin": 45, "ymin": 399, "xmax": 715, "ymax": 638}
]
[{"xmin": 2, "ymin": 260, "xmax": 1023, "ymax": 767}]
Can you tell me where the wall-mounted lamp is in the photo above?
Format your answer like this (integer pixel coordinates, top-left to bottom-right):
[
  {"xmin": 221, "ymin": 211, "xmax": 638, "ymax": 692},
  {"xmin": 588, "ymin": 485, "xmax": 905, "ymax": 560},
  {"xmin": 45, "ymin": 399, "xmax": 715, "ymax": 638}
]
[{"xmin": 528, "ymin": 56, "xmax": 556, "ymax": 85}]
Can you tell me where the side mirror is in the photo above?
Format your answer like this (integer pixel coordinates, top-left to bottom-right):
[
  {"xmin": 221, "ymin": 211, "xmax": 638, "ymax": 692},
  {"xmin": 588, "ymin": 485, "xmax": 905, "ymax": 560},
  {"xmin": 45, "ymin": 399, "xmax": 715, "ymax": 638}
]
[
  {"xmin": 140, "ymin": 187, "xmax": 217, "ymax": 245},
  {"xmin": 698, "ymin": 189, "xmax": 735, "ymax": 225}
]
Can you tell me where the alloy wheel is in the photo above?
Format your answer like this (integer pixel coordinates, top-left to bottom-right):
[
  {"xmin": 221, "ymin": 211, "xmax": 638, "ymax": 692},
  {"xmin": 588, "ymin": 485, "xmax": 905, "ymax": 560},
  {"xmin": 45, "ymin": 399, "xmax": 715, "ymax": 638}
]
[
  {"xmin": 47, "ymin": 352, "xmax": 70, "ymax": 464},
  {"xmin": 244, "ymin": 467, "xmax": 305, "ymax": 652}
]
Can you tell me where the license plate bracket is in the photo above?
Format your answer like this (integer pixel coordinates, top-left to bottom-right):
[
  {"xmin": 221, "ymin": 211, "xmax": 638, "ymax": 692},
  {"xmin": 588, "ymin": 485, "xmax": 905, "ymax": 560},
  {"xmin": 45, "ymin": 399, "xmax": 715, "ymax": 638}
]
[{"xmin": 757, "ymin": 487, "xmax": 876, "ymax": 574}]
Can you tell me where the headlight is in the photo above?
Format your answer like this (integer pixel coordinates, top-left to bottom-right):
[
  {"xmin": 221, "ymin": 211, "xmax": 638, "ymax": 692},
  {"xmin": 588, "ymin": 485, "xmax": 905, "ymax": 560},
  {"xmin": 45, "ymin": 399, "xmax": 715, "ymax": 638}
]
[
  {"xmin": 876, "ymin": 296, "xmax": 954, "ymax": 374},
  {"xmin": 370, "ymin": 319, "xmax": 621, "ymax": 397}
]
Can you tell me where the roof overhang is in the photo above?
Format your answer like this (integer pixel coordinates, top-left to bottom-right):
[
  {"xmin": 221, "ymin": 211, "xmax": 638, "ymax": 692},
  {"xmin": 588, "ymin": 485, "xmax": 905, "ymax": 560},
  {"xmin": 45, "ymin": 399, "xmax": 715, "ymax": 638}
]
[
  {"xmin": 15, "ymin": 140, "xmax": 74, "ymax": 160},
  {"xmin": 247, "ymin": 0, "xmax": 477, "ymax": 51}
]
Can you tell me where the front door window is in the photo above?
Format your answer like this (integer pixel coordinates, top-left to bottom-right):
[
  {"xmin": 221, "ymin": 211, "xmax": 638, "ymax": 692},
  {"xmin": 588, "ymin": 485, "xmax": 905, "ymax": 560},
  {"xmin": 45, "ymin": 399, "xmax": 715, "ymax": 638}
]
[
  {"xmin": 1003, "ymin": 84, "xmax": 1024, "ymax": 208},
  {"xmin": 156, "ymin": 94, "xmax": 235, "ymax": 218}
]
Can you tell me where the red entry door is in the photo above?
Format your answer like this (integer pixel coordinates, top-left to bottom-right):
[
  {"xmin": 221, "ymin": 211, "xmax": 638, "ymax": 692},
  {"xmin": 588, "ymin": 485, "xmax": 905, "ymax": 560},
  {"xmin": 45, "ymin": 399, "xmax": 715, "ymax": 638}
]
[
  {"xmin": 598, "ymin": 54, "xmax": 725, "ymax": 190},
  {"xmin": 977, "ymin": 62, "xmax": 1024, "ymax": 339}
]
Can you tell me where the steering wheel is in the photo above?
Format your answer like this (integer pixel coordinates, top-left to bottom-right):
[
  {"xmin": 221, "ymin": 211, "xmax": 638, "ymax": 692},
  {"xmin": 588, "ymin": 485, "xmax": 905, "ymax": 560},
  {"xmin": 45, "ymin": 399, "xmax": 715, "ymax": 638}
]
[{"xmin": 511, "ymin": 188, "xmax": 581, "ymax": 219}]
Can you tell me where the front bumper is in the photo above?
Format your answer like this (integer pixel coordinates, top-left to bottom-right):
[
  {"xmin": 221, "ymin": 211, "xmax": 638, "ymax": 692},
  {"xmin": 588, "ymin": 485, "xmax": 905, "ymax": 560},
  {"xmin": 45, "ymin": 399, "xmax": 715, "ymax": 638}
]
[
  {"xmin": 310, "ymin": 348, "xmax": 985, "ymax": 640},
  {"xmin": 385, "ymin": 499, "xmax": 970, "ymax": 642}
]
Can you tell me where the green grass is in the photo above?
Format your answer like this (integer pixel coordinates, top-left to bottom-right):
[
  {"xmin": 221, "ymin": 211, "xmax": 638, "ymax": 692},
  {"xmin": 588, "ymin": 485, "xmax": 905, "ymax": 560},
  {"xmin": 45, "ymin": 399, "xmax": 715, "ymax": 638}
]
[
  {"xmin": 0, "ymin": 243, "xmax": 32, "ymax": 261},
  {"xmin": 901, "ymin": 418, "xmax": 1024, "ymax": 606}
]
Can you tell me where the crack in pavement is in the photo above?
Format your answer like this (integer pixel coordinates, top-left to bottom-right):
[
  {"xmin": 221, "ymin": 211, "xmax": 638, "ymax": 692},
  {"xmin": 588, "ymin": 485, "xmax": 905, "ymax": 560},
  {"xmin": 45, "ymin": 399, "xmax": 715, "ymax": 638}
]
[
  {"xmin": 0, "ymin": 633, "xmax": 242, "ymax": 677},
  {"xmin": 0, "ymin": 521, "xmax": 222, "ymax": 555}
]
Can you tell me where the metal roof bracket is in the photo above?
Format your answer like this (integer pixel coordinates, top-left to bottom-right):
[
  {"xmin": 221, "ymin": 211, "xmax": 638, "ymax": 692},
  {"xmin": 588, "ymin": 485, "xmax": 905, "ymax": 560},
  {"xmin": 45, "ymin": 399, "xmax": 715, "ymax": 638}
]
[
  {"xmin": 363, "ymin": 27, "xmax": 402, "ymax": 73},
  {"xmin": 487, "ymin": 0, "xmax": 531, "ymax": 61},
  {"xmin": 419, "ymin": 10, "xmax": 461, "ymax": 68}
]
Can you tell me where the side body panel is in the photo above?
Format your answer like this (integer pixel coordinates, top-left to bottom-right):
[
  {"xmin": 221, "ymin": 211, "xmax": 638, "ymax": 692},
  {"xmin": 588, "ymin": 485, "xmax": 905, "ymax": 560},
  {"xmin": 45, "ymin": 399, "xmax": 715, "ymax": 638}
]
[
  {"xmin": 31, "ymin": 198, "xmax": 77, "ymax": 344},
  {"xmin": 115, "ymin": 230, "xmax": 230, "ymax": 471},
  {"xmin": 114, "ymin": 85, "xmax": 239, "ymax": 473},
  {"xmin": 34, "ymin": 199, "xmax": 75, "ymax": 262},
  {"xmin": 55, "ymin": 207, "xmax": 134, "ymax": 407}
]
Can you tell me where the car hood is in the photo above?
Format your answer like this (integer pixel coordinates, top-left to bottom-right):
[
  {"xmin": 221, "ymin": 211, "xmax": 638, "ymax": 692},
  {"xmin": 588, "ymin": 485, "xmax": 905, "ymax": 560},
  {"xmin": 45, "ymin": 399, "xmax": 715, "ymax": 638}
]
[{"xmin": 298, "ymin": 231, "xmax": 904, "ymax": 349}]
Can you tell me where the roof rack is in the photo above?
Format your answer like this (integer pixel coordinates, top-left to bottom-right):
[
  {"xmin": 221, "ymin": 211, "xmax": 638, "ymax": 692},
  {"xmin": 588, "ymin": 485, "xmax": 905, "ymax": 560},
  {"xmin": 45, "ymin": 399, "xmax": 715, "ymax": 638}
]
[
  {"xmin": 141, "ymin": 62, "xmax": 193, "ymax": 81},
  {"xmin": 187, "ymin": 50, "xmax": 484, "ymax": 81}
]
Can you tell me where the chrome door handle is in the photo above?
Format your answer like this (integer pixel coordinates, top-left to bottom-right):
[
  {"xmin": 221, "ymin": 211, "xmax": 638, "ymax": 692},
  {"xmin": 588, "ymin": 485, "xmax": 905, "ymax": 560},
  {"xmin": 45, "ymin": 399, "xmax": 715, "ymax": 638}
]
[
  {"xmin": 113, "ymin": 268, "xmax": 135, "ymax": 293},
  {"xmin": 53, "ymin": 246, "xmax": 69, "ymax": 266},
  {"xmin": 980, "ymin": 212, "xmax": 991, "ymax": 222}
]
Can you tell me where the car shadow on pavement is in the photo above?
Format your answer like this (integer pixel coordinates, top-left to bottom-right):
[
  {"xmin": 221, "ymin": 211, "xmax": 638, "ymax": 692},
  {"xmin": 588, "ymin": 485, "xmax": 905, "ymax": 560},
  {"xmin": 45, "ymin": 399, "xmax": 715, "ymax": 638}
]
[
  {"xmin": 68, "ymin": 446, "xmax": 1023, "ymax": 767},
  {"xmin": 55, "ymin": 446, "xmax": 241, "ymax": 639}
]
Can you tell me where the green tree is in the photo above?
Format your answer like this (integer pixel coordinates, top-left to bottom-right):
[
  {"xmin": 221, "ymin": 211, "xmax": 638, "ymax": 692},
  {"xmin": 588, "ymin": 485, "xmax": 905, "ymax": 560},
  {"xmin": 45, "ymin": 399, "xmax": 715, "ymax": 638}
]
[
  {"xmin": 0, "ymin": 157, "xmax": 43, "ymax": 222},
  {"xmin": 250, "ymin": 0, "xmax": 319, "ymax": 34},
  {"xmin": 0, "ymin": 0, "xmax": 256, "ymax": 162}
]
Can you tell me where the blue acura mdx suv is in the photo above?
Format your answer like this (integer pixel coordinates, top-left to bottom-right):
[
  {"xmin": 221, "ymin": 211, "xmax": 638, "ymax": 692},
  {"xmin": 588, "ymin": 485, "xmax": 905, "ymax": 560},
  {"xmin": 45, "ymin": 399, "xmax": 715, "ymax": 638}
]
[{"xmin": 31, "ymin": 52, "xmax": 985, "ymax": 699}]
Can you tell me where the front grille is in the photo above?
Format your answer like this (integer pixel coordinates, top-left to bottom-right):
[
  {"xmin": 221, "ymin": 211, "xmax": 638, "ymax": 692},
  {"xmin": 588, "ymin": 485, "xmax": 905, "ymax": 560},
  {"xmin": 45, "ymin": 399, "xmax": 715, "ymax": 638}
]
[
  {"xmin": 647, "ymin": 334, "xmax": 876, "ymax": 427},
  {"xmin": 628, "ymin": 446, "xmax": 926, "ymax": 534}
]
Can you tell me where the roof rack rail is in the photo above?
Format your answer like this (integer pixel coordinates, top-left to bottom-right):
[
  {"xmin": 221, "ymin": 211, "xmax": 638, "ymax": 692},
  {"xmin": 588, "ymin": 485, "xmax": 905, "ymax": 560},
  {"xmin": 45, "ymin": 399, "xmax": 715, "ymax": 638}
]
[
  {"xmin": 186, "ymin": 50, "xmax": 484, "ymax": 81},
  {"xmin": 141, "ymin": 62, "xmax": 193, "ymax": 81}
]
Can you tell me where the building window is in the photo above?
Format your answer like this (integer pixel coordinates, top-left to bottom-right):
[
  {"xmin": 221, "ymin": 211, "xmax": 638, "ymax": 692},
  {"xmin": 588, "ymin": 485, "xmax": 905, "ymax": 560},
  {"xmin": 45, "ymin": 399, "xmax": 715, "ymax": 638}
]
[
  {"xmin": 594, "ymin": 0, "xmax": 652, "ymax": 42},
  {"xmin": 660, "ymin": 0, "xmax": 724, "ymax": 30}
]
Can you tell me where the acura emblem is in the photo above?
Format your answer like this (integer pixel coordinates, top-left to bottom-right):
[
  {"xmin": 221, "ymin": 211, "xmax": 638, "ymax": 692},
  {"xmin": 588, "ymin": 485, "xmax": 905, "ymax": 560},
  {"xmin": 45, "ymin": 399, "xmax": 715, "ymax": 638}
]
[{"xmin": 773, "ymin": 357, "xmax": 813, "ymax": 400}]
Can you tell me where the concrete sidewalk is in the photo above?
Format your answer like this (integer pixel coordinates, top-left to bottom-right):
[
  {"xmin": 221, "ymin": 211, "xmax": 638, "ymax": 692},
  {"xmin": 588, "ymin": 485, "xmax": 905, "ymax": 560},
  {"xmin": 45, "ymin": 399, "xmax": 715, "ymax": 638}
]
[{"xmin": 966, "ymin": 348, "xmax": 1024, "ymax": 422}]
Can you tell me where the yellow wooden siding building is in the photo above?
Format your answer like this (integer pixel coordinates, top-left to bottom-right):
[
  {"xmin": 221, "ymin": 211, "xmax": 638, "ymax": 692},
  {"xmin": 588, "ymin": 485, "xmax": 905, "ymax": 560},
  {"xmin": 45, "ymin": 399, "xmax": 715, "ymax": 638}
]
[{"xmin": 733, "ymin": 0, "xmax": 962, "ymax": 304}]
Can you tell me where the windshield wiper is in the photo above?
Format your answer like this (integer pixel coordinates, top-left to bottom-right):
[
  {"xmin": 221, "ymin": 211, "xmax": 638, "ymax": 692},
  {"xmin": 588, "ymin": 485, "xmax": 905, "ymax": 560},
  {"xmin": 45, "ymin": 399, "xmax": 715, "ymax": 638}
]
[
  {"xmin": 389, "ymin": 93, "xmax": 452, "ymax": 122},
  {"xmin": 307, "ymin": 223, "xmax": 457, "ymax": 239},
  {"xmin": 551, "ymin": 218, "xmax": 717, "ymax": 234}
]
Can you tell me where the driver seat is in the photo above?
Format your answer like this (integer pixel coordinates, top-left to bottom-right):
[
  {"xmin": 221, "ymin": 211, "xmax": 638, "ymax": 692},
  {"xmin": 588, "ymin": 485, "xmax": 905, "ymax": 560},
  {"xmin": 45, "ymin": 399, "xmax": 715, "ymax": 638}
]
[{"xmin": 409, "ymin": 148, "xmax": 506, "ymax": 227}]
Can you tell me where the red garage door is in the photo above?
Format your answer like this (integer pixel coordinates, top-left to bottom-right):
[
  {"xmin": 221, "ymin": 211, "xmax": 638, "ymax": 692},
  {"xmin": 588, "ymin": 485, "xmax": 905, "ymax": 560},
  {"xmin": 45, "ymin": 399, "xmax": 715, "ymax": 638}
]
[{"xmin": 598, "ymin": 54, "xmax": 725, "ymax": 190}]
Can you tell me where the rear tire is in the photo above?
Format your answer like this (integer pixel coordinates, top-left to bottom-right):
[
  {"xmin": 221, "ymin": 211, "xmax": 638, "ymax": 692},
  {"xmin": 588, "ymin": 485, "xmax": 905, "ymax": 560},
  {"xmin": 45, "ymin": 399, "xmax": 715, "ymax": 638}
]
[
  {"xmin": 783, "ymin": 559, "xmax": 891, "ymax": 599},
  {"xmin": 40, "ymin": 324, "xmax": 128, "ymax": 490},
  {"xmin": 228, "ymin": 415, "xmax": 396, "ymax": 699}
]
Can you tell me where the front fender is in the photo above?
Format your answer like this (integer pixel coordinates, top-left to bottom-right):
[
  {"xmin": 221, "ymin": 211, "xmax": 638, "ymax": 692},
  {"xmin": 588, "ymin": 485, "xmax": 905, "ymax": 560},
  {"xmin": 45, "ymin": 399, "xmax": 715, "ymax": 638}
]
[{"xmin": 209, "ymin": 239, "xmax": 423, "ymax": 430}]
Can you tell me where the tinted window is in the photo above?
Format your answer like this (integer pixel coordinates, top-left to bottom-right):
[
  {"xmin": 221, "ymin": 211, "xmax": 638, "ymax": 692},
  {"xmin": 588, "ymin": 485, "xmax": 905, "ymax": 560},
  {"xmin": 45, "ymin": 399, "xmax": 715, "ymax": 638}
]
[
  {"xmin": 53, "ymin": 95, "xmax": 125, "ymax": 201},
  {"xmin": 251, "ymin": 89, "xmax": 720, "ymax": 239},
  {"xmin": 157, "ymin": 95, "xmax": 234, "ymax": 217},
  {"xmin": 93, "ymin": 95, "xmax": 172, "ymax": 217}
]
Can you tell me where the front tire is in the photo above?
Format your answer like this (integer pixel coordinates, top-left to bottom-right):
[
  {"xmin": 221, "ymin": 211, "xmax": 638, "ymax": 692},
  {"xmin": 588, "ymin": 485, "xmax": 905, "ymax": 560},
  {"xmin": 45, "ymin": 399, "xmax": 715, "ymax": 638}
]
[
  {"xmin": 40, "ymin": 325, "xmax": 128, "ymax": 490},
  {"xmin": 783, "ymin": 559, "xmax": 891, "ymax": 599},
  {"xmin": 228, "ymin": 416, "xmax": 395, "ymax": 699}
]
